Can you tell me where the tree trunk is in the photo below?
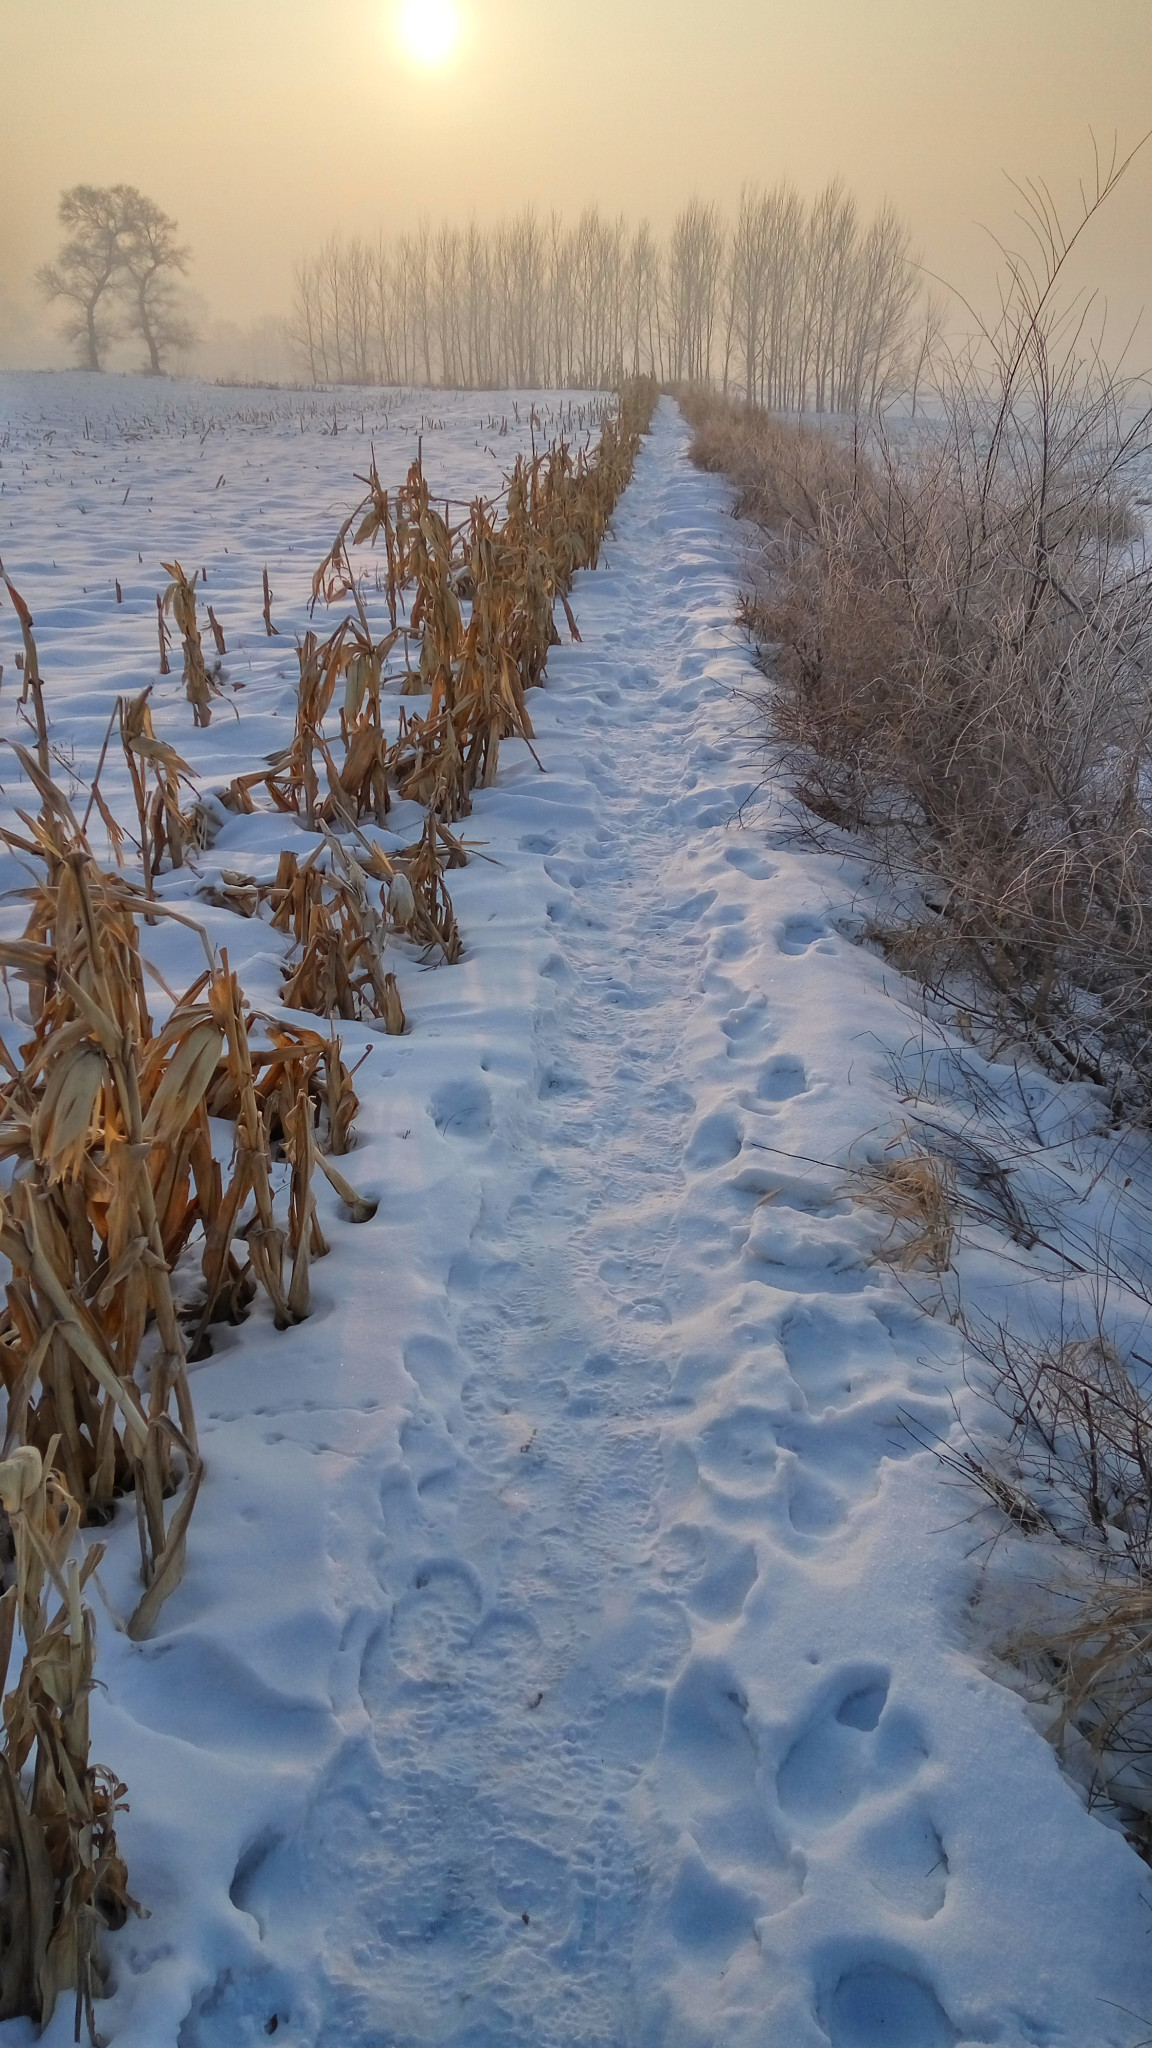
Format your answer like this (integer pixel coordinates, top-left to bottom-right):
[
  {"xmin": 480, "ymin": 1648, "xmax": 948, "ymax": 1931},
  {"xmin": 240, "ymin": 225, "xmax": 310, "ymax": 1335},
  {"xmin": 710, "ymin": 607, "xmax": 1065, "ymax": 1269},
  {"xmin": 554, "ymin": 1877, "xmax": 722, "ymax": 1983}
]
[
  {"xmin": 138, "ymin": 282, "xmax": 161, "ymax": 374},
  {"xmin": 85, "ymin": 304, "xmax": 102, "ymax": 372}
]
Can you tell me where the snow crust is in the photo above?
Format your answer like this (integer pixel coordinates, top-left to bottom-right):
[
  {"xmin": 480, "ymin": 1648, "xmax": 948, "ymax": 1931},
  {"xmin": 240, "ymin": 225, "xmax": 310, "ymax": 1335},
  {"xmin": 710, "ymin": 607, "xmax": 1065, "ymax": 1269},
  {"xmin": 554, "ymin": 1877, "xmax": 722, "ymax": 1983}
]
[{"xmin": 0, "ymin": 375, "xmax": 1148, "ymax": 2047}]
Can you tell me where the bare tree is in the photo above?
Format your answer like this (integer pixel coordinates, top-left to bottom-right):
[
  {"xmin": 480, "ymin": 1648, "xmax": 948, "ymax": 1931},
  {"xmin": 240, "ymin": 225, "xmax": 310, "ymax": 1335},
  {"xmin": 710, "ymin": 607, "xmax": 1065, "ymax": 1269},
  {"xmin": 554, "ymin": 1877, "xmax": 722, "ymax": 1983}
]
[
  {"xmin": 36, "ymin": 185, "xmax": 135, "ymax": 370},
  {"xmin": 625, "ymin": 221, "xmax": 662, "ymax": 379},
  {"xmin": 286, "ymin": 190, "xmax": 924, "ymax": 407},
  {"xmin": 726, "ymin": 187, "xmax": 771, "ymax": 400},
  {"xmin": 117, "ymin": 192, "xmax": 194, "ymax": 373},
  {"xmin": 434, "ymin": 223, "xmax": 463, "ymax": 387},
  {"xmin": 908, "ymin": 289, "xmax": 948, "ymax": 417},
  {"xmin": 287, "ymin": 255, "xmax": 323, "ymax": 381},
  {"xmin": 665, "ymin": 200, "xmax": 725, "ymax": 384}
]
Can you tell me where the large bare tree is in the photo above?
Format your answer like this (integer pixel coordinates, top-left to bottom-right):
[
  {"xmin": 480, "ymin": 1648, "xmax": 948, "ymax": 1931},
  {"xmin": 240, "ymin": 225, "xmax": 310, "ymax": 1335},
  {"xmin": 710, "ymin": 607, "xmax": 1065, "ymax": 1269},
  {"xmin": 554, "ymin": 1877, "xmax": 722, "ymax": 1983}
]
[
  {"xmin": 36, "ymin": 185, "xmax": 134, "ymax": 371},
  {"xmin": 38, "ymin": 184, "xmax": 194, "ymax": 373},
  {"xmin": 117, "ymin": 193, "xmax": 194, "ymax": 373}
]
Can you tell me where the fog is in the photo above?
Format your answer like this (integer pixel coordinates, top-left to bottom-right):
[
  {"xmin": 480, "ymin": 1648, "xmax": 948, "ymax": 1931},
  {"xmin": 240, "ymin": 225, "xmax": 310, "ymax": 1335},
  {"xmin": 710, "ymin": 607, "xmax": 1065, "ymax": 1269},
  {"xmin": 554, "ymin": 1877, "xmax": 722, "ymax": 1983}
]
[{"xmin": 2, "ymin": 0, "xmax": 1150, "ymax": 376}]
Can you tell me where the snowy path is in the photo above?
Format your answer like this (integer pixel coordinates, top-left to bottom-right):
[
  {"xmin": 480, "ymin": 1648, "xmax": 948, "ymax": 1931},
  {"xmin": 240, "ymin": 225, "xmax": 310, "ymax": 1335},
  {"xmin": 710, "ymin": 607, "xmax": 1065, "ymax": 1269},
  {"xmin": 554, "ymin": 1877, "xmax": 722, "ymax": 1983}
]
[
  {"xmin": 177, "ymin": 402, "xmax": 1149, "ymax": 2048},
  {"xmin": 0, "ymin": 383, "xmax": 1148, "ymax": 2048},
  {"xmin": 228, "ymin": 485, "xmax": 744, "ymax": 2046}
]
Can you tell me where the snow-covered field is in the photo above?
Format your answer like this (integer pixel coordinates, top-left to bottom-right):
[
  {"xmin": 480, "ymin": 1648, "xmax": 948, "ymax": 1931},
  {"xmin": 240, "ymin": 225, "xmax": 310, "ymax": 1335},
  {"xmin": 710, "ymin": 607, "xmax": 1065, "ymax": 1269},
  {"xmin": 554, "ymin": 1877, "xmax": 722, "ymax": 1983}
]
[{"xmin": 0, "ymin": 372, "xmax": 1149, "ymax": 2048}]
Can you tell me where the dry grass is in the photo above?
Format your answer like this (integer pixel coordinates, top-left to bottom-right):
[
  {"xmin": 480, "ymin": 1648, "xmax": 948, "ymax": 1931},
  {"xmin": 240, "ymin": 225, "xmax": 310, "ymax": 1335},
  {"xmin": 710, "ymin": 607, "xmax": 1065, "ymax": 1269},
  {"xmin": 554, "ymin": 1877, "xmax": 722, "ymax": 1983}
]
[
  {"xmin": 942, "ymin": 1315, "xmax": 1152, "ymax": 1844},
  {"xmin": 682, "ymin": 164, "xmax": 1152, "ymax": 1109},
  {"xmin": 860, "ymin": 1144, "xmax": 957, "ymax": 1272},
  {"xmin": 682, "ymin": 389, "xmax": 865, "ymax": 533}
]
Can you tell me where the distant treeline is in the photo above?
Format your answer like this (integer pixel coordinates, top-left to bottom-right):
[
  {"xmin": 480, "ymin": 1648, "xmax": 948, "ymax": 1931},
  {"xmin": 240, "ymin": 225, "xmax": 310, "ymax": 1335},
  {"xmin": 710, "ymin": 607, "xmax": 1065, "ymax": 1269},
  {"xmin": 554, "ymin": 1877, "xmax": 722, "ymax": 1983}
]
[{"xmin": 289, "ymin": 183, "xmax": 928, "ymax": 409}]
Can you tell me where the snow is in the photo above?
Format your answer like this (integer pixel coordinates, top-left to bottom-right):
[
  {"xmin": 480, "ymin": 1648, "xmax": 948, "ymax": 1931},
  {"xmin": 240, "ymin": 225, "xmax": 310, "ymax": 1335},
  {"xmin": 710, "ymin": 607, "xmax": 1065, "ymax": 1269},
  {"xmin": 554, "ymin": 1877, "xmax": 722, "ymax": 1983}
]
[{"xmin": 0, "ymin": 373, "xmax": 1149, "ymax": 2047}]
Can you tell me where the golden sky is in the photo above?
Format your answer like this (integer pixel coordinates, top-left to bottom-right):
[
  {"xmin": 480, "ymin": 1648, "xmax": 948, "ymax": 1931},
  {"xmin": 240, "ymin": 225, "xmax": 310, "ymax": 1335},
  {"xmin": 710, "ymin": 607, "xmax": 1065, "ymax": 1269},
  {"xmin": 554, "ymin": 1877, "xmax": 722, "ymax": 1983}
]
[{"xmin": 2, "ymin": 0, "xmax": 1151, "ymax": 354}]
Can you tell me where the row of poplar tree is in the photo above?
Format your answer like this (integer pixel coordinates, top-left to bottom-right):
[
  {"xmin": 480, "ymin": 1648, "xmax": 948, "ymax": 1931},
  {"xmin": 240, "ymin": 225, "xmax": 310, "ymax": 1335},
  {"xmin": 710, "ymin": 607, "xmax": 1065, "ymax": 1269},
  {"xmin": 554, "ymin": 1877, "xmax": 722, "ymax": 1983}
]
[{"xmin": 289, "ymin": 184, "xmax": 931, "ymax": 409}]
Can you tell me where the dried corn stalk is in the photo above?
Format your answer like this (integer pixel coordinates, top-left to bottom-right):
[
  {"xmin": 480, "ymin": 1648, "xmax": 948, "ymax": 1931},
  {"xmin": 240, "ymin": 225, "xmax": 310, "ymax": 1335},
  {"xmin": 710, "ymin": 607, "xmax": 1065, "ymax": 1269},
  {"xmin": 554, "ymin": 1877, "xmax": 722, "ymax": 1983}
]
[
  {"xmin": 118, "ymin": 687, "xmax": 193, "ymax": 886},
  {"xmin": 0, "ymin": 569, "xmax": 49, "ymax": 775},
  {"xmin": 0, "ymin": 1446, "xmax": 133, "ymax": 2042},
  {"xmin": 219, "ymin": 383, "xmax": 656, "ymax": 874},
  {"xmin": 161, "ymin": 561, "xmax": 218, "ymax": 727}
]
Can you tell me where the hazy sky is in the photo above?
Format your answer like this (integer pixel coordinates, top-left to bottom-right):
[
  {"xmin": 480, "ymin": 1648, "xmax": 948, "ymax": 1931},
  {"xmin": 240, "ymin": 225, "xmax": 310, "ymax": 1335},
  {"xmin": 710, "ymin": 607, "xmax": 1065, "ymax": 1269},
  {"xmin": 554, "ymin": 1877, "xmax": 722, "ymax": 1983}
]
[{"xmin": 3, "ymin": 0, "xmax": 1151, "ymax": 353}]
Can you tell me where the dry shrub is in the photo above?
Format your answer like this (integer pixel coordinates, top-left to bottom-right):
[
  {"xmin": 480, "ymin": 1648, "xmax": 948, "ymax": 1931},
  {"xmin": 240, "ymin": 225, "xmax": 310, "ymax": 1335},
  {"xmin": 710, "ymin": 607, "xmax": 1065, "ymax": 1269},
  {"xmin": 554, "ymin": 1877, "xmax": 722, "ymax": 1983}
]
[
  {"xmin": 687, "ymin": 156, "xmax": 1152, "ymax": 1105},
  {"xmin": 951, "ymin": 1315, "xmax": 1152, "ymax": 1844},
  {"xmin": 680, "ymin": 385, "xmax": 865, "ymax": 533}
]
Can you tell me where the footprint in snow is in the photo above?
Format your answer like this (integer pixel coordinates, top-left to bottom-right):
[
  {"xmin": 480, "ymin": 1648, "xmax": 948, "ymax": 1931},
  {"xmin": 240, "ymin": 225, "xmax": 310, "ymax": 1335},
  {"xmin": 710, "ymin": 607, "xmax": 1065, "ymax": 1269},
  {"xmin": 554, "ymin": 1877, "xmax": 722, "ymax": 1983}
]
[
  {"xmin": 778, "ymin": 913, "xmax": 831, "ymax": 954},
  {"xmin": 384, "ymin": 1558, "xmax": 484, "ymax": 1683},
  {"xmin": 666, "ymin": 1850, "xmax": 758, "ymax": 1962},
  {"xmin": 821, "ymin": 1958, "xmax": 959, "ymax": 2048},
  {"xmin": 664, "ymin": 888, "xmax": 718, "ymax": 924},
  {"xmin": 723, "ymin": 843, "xmax": 776, "ymax": 882},
  {"xmin": 780, "ymin": 1302, "xmax": 901, "ymax": 1414},
  {"xmin": 695, "ymin": 1405, "xmax": 778, "ymax": 1502},
  {"xmin": 777, "ymin": 1393, "xmax": 949, "ymax": 1537},
  {"xmin": 656, "ymin": 1520, "xmax": 760, "ymax": 1622},
  {"xmin": 742, "ymin": 1200, "xmax": 868, "ymax": 1290},
  {"xmin": 362, "ymin": 1575, "xmax": 545, "ymax": 1718},
  {"xmin": 429, "ymin": 1078, "xmax": 492, "ymax": 1140},
  {"xmin": 178, "ymin": 1961, "xmax": 293, "ymax": 2048},
  {"xmin": 658, "ymin": 1657, "xmax": 803, "ymax": 1917},
  {"xmin": 538, "ymin": 1062, "xmax": 589, "ymax": 1099},
  {"xmin": 858, "ymin": 1802, "xmax": 950, "ymax": 1920},
  {"xmin": 720, "ymin": 995, "xmax": 771, "ymax": 1053},
  {"xmin": 685, "ymin": 1107, "xmax": 742, "ymax": 1170},
  {"xmin": 776, "ymin": 1669, "xmax": 928, "ymax": 1836},
  {"xmin": 755, "ymin": 1054, "xmax": 809, "ymax": 1103},
  {"xmin": 398, "ymin": 1414, "xmax": 461, "ymax": 1515},
  {"xmin": 710, "ymin": 924, "xmax": 751, "ymax": 962}
]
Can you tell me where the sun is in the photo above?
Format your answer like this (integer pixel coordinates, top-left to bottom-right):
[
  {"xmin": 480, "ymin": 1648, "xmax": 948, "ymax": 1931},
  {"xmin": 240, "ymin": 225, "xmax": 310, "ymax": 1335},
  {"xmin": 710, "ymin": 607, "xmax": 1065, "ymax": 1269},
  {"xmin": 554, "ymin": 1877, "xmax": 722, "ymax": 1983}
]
[{"xmin": 396, "ymin": 0, "xmax": 462, "ymax": 68}]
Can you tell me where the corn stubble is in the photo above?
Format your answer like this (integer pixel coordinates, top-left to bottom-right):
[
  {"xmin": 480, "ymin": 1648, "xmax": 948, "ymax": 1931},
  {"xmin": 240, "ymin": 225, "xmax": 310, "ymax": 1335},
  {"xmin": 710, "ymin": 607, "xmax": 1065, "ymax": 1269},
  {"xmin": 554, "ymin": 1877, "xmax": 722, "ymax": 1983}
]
[
  {"xmin": 0, "ymin": 380, "xmax": 656, "ymax": 2029},
  {"xmin": 217, "ymin": 381, "xmax": 656, "ymax": 1030},
  {"xmin": 0, "ymin": 1445, "xmax": 130, "ymax": 2041},
  {"xmin": 160, "ymin": 562, "xmax": 220, "ymax": 727},
  {"xmin": 0, "ymin": 772, "xmax": 370, "ymax": 2033}
]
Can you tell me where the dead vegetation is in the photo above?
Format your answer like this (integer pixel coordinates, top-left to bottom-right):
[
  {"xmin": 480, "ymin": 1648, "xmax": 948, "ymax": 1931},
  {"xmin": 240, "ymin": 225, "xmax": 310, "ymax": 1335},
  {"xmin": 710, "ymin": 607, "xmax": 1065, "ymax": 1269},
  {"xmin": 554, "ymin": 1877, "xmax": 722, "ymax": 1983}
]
[
  {"xmin": 925, "ymin": 1311, "xmax": 1152, "ymax": 1853},
  {"xmin": 160, "ymin": 562, "xmax": 220, "ymax": 726},
  {"xmin": 0, "ymin": 379, "xmax": 657, "ymax": 2028},
  {"xmin": 860, "ymin": 1143, "xmax": 957, "ymax": 1273},
  {"xmin": 0, "ymin": 1444, "xmax": 132, "ymax": 2039},
  {"xmin": 0, "ymin": 761, "xmax": 377, "ymax": 2032},
  {"xmin": 223, "ymin": 383, "xmax": 657, "ymax": 834},
  {"xmin": 683, "ymin": 147, "xmax": 1152, "ymax": 1111}
]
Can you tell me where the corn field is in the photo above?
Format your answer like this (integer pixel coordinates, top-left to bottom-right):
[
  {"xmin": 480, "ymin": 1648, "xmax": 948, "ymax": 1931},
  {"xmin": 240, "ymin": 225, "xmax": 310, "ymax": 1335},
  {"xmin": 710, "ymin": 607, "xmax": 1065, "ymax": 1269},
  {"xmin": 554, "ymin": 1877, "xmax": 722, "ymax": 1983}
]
[{"xmin": 0, "ymin": 376, "xmax": 658, "ymax": 2035}]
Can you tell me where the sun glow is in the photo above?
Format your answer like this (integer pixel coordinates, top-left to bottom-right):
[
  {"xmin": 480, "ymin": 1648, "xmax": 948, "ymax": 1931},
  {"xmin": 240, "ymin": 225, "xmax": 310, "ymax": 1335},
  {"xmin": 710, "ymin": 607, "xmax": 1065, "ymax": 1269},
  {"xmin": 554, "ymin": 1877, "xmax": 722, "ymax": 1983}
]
[{"xmin": 396, "ymin": 0, "xmax": 462, "ymax": 69}]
